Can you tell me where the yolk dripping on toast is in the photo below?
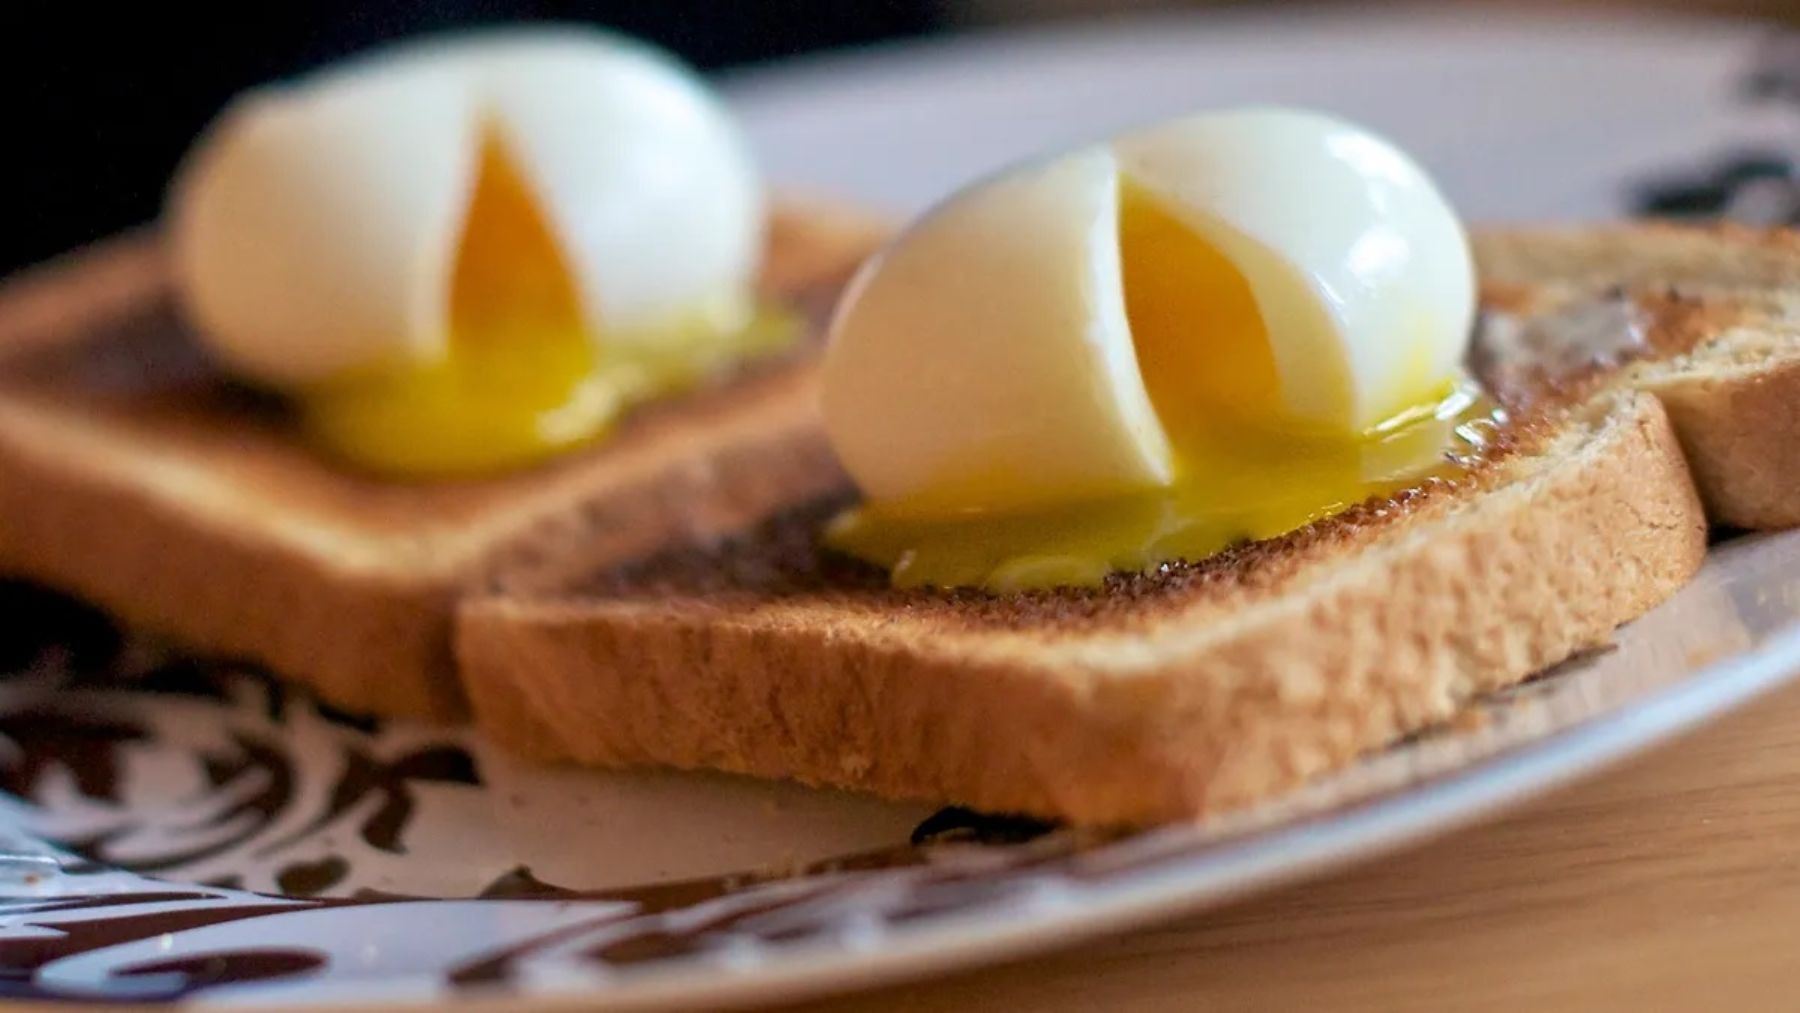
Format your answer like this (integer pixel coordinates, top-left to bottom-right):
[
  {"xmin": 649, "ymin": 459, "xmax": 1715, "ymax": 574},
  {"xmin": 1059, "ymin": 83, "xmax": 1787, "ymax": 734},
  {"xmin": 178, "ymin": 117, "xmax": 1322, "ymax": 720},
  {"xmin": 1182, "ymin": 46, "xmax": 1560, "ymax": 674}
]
[
  {"xmin": 300, "ymin": 129, "xmax": 794, "ymax": 477},
  {"xmin": 827, "ymin": 179, "xmax": 1494, "ymax": 591}
]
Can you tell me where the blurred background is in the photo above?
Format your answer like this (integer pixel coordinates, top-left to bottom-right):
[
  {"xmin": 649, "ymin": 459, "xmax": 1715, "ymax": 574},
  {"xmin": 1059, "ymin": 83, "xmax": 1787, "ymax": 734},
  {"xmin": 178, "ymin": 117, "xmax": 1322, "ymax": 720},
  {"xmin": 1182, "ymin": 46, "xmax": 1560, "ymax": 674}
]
[{"xmin": 5, "ymin": 0, "xmax": 1798, "ymax": 273}]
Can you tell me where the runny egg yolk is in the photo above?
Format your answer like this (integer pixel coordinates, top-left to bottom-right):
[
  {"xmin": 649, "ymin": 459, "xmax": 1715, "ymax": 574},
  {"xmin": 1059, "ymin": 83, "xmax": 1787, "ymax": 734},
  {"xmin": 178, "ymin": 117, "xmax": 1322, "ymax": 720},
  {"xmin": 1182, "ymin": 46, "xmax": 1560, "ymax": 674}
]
[
  {"xmin": 826, "ymin": 180, "xmax": 1493, "ymax": 592},
  {"xmin": 299, "ymin": 130, "xmax": 792, "ymax": 477},
  {"xmin": 1121, "ymin": 178, "xmax": 1284, "ymax": 447}
]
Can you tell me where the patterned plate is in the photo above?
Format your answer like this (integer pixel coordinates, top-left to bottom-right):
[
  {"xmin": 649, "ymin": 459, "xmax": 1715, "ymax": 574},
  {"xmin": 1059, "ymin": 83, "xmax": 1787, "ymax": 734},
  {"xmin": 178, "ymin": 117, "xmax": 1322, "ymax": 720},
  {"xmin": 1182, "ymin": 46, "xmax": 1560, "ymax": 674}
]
[{"xmin": 7, "ymin": 9, "xmax": 1800, "ymax": 1009}]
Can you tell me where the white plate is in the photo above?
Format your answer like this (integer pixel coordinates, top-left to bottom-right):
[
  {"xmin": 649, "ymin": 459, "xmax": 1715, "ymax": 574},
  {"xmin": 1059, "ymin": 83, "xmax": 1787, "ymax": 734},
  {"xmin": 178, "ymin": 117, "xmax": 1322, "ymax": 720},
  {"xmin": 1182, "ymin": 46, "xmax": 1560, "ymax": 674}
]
[
  {"xmin": 4, "ymin": 9, "xmax": 1798, "ymax": 1009},
  {"xmin": 727, "ymin": 5, "xmax": 1776, "ymax": 221}
]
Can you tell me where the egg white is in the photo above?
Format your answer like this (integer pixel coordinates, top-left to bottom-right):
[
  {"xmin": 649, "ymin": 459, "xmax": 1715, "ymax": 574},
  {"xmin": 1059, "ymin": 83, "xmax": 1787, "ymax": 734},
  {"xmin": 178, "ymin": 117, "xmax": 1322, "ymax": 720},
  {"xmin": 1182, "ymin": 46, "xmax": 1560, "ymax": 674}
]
[
  {"xmin": 821, "ymin": 146, "xmax": 1173, "ymax": 515},
  {"xmin": 1115, "ymin": 108, "xmax": 1475, "ymax": 431},
  {"xmin": 821, "ymin": 107, "xmax": 1475, "ymax": 517},
  {"xmin": 168, "ymin": 28, "xmax": 762, "ymax": 387}
]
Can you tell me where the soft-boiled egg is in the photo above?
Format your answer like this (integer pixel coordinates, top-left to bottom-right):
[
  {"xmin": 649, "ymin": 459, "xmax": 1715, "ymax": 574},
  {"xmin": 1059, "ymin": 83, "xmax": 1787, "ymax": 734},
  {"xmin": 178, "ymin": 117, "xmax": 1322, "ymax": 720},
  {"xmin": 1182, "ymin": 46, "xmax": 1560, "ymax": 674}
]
[
  {"xmin": 168, "ymin": 28, "xmax": 785, "ymax": 475},
  {"xmin": 822, "ymin": 108, "xmax": 1491, "ymax": 591}
]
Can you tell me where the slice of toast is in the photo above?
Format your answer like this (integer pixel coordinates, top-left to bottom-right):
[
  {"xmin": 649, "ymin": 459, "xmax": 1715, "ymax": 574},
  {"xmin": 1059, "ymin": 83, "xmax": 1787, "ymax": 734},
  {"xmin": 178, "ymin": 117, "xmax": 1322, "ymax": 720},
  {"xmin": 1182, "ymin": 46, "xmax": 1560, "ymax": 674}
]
[
  {"xmin": 0, "ymin": 203, "xmax": 887, "ymax": 719},
  {"xmin": 457, "ymin": 223, "xmax": 1800, "ymax": 826}
]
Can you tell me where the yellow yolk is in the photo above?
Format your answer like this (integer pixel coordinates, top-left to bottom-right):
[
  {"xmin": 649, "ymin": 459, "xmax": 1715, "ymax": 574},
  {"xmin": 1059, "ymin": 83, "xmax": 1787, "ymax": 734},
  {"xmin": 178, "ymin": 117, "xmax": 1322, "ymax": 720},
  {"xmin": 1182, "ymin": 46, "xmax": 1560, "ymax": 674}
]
[
  {"xmin": 826, "ymin": 182, "xmax": 1491, "ymax": 592},
  {"xmin": 1121, "ymin": 179, "xmax": 1284, "ymax": 448},
  {"xmin": 299, "ymin": 131, "xmax": 792, "ymax": 477}
]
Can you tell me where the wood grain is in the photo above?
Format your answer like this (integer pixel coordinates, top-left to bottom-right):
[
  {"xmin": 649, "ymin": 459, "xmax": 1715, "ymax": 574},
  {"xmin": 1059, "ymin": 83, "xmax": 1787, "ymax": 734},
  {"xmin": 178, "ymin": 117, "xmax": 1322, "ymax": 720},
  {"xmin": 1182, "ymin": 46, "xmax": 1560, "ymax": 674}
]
[{"xmin": 784, "ymin": 672, "xmax": 1800, "ymax": 1012}]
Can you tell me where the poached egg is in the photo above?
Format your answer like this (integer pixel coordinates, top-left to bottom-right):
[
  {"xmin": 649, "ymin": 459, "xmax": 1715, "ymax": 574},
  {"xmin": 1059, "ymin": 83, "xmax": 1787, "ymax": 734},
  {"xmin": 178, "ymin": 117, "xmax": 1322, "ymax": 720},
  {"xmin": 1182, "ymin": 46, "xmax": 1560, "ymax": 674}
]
[
  {"xmin": 168, "ymin": 28, "xmax": 781, "ymax": 475},
  {"xmin": 821, "ymin": 108, "xmax": 1488, "ymax": 591}
]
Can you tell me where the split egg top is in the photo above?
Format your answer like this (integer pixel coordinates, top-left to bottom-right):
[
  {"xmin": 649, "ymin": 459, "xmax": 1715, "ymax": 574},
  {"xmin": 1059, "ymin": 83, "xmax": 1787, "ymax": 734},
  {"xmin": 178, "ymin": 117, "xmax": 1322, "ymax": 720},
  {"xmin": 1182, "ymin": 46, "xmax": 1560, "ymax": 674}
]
[
  {"xmin": 167, "ymin": 29, "xmax": 770, "ymax": 475},
  {"xmin": 821, "ymin": 108, "xmax": 1486, "ymax": 590}
]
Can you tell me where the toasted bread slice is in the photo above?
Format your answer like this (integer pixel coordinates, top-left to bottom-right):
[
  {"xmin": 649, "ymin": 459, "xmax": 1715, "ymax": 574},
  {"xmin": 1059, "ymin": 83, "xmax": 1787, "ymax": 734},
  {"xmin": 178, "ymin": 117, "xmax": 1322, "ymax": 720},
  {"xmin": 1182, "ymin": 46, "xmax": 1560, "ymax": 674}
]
[
  {"xmin": 0, "ymin": 203, "xmax": 887, "ymax": 719},
  {"xmin": 458, "ymin": 223, "xmax": 1800, "ymax": 825}
]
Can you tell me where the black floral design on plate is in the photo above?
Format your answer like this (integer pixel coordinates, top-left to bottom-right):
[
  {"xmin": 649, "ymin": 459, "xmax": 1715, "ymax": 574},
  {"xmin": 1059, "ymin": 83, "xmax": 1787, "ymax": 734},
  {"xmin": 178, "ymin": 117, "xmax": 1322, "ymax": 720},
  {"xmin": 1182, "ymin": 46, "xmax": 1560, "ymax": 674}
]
[
  {"xmin": 0, "ymin": 588, "xmax": 486, "ymax": 884},
  {"xmin": 0, "ymin": 705, "xmax": 149, "ymax": 805},
  {"xmin": 253, "ymin": 744, "xmax": 480, "ymax": 857}
]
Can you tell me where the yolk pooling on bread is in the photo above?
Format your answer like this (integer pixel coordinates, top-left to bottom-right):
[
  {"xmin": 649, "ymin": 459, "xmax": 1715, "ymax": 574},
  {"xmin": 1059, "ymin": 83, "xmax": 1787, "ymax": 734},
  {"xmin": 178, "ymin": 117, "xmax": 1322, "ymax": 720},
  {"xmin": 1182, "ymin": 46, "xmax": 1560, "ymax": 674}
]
[
  {"xmin": 299, "ymin": 130, "xmax": 794, "ymax": 477},
  {"xmin": 826, "ymin": 179, "xmax": 1491, "ymax": 592},
  {"xmin": 826, "ymin": 382, "xmax": 1498, "ymax": 592}
]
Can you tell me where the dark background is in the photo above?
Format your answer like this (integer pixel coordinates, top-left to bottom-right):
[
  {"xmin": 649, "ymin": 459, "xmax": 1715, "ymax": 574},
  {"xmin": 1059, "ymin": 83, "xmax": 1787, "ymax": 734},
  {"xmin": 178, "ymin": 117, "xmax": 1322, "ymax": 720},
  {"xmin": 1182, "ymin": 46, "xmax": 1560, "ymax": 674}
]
[
  {"xmin": 1, "ymin": 2, "xmax": 948, "ymax": 275},
  {"xmin": 8, "ymin": 0, "xmax": 1795, "ymax": 274}
]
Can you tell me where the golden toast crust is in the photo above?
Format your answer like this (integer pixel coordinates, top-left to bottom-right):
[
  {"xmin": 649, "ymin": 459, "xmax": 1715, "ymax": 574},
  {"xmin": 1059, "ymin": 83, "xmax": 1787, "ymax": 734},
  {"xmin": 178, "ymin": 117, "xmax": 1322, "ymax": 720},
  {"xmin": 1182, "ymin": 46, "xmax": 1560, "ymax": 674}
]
[
  {"xmin": 460, "ymin": 392, "xmax": 1704, "ymax": 823},
  {"xmin": 458, "ymin": 224, "xmax": 1800, "ymax": 824},
  {"xmin": 0, "ymin": 203, "xmax": 889, "ymax": 717}
]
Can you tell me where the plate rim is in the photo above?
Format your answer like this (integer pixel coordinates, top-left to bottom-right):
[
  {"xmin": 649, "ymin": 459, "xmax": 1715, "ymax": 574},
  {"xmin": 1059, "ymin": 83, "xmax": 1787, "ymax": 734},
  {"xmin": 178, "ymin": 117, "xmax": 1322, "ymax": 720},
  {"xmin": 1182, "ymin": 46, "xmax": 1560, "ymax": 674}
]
[
  {"xmin": 481, "ymin": 617, "xmax": 1800, "ymax": 1012},
  {"xmin": 17, "ymin": 600, "xmax": 1789, "ymax": 1013}
]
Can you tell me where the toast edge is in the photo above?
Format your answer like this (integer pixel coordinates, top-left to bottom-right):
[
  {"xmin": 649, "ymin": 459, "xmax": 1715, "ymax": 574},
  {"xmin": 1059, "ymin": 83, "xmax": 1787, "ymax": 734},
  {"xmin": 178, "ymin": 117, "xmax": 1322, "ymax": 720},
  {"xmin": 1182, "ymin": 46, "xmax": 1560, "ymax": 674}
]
[
  {"xmin": 1649, "ymin": 355, "xmax": 1800, "ymax": 529},
  {"xmin": 0, "ymin": 444, "xmax": 467, "ymax": 716},
  {"xmin": 455, "ymin": 392, "xmax": 1708, "ymax": 824},
  {"xmin": 0, "ymin": 202, "xmax": 886, "ymax": 720},
  {"xmin": 0, "ymin": 238, "xmax": 470, "ymax": 714}
]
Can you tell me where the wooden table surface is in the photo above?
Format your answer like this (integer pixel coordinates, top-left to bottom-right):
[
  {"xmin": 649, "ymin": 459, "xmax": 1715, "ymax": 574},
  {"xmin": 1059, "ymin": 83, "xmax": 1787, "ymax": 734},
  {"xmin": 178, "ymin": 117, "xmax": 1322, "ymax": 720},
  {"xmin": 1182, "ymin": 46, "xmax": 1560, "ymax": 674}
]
[{"xmin": 784, "ymin": 668, "xmax": 1800, "ymax": 1011}]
